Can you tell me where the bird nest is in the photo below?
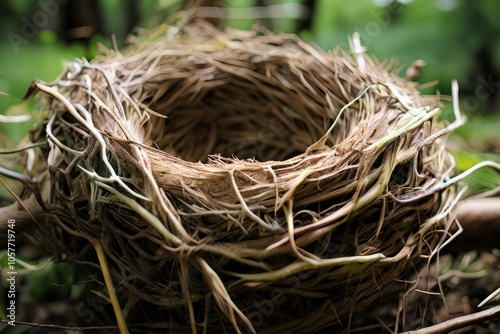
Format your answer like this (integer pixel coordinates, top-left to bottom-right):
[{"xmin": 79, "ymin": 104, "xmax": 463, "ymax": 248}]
[{"xmin": 21, "ymin": 22, "xmax": 458, "ymax": 333}]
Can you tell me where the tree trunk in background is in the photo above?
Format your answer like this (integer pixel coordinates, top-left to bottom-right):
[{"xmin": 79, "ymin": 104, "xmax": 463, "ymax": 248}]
[
  {"xmin": 60, "ymin": 0, "xmax": 105, "ymax": 46},
  {"xmin": 294, "ymin": 0, "xmax": 315, "ymax": 33},
  {"xmin": 446, "ymin": 198, "xmax": 500, "ymax": 253}
]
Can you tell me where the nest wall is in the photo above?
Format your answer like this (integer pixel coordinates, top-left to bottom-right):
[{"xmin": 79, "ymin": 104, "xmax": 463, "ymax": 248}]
[{"xmin": 25, "ymin": 22, "xmax": 456, "ymax": 333}]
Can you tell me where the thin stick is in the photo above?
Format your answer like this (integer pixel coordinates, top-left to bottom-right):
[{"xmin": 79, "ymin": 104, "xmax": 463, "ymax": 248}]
[
  {"xmin": 478, "ymin": 286, "xmax": 500, "ymax": 308},
  {"xmin": 87, "ymin": 237, "xmax": 129, "ymax": 334},
  {"xmin": 400, "ymin": 305, "xmax": 500, "ymax": 334}
]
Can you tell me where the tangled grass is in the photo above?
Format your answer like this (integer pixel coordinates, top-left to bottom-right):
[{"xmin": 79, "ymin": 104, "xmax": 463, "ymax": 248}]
[{"xmin": 8, "ymin": 20, "xmax": 468, "ymax": 333}]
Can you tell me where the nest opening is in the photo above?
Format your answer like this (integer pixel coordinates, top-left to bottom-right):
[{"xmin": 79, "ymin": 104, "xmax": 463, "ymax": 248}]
[{"xmin": 151, "ymin": 81, "xmax": 326, "ymax": 162}]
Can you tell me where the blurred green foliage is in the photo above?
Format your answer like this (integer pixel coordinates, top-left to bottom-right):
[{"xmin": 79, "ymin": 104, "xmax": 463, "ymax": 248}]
[{"xmin": 452, "ymin": 150, "xmax": 500, "ymax": 192}]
